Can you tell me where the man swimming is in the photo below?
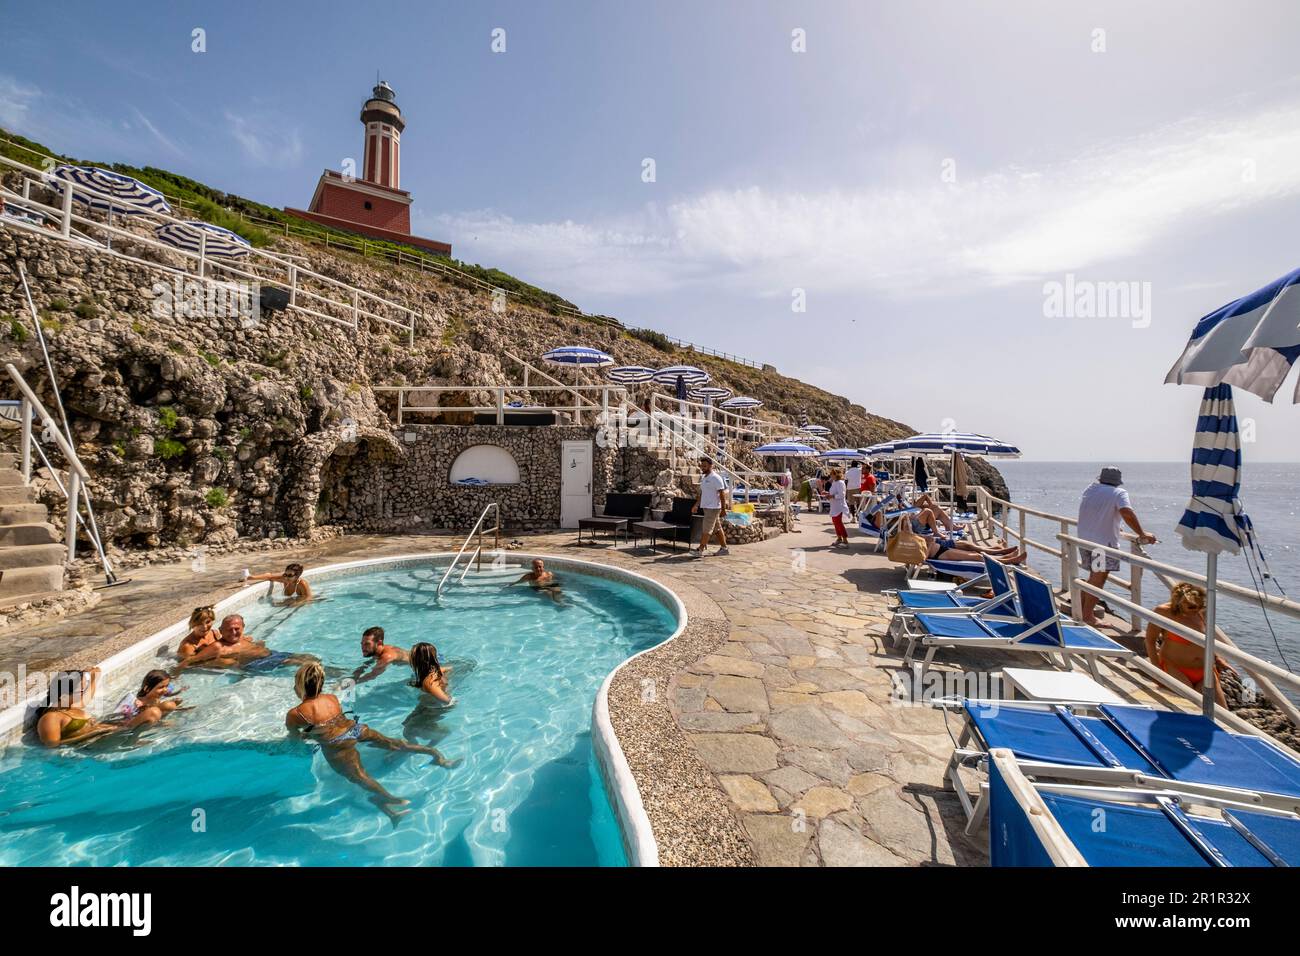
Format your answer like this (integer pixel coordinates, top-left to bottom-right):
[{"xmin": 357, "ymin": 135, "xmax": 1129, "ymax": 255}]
[
  {"xmin": 174, "ymin": 613, "xmax": 317, "ymax": 674},
  {"xmin": 352, "ymin": 626, "xmax": 411, "ymax": 684},
  {"xmin": 509, "ymin": 558, "xmax": 563, "ymax": 603}
]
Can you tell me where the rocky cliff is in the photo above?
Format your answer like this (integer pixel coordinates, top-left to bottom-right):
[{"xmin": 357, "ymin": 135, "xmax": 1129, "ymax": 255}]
[{"xmin": 0, "ymin": 209, "xmax": 1006, "ymax": 552}]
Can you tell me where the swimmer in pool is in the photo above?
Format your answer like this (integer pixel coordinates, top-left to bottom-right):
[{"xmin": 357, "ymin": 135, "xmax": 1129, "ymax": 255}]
[
  {"xmin": 352, "ymin": 626, "xmax": 410, "ymax": 685},
  {"xmin": 34, "ymin": 668, "xmax": 124, "ymax": 748},
  {"xmin": 244, "ymin": 562, "xmax": 314, "ymax": 603},
  {"xmin": 409, "ymin": 642, "xmax": 453, "ymax": 704},
  {"xmin": 178, "ymin": 606, "xmax": 220, "ymax": 658},
  {"xmin": 509, "ymin": 558, "xmax": 563, "ymax": 603},
  {"xmin": 285, "ymin": 662, "xmax": 458, "ymax": 822},
  {"xmin": 174, "ymin": 614, "xmax": 317, "ymax": 674},
  {"xmin": 111, "ymin": 669, "xmax": 186, "ymax": 728}
]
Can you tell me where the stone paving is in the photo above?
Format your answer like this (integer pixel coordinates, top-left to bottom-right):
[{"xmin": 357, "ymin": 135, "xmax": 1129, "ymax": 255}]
[{"xmin": 5, "ymin": 518, "xmax": 1003, "ymax": 866}]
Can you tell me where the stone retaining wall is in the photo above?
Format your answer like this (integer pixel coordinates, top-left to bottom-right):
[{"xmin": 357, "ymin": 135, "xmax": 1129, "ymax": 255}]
[{"xmin": 311, "ymin": 424, "xmax": 616, "ymax": 533}]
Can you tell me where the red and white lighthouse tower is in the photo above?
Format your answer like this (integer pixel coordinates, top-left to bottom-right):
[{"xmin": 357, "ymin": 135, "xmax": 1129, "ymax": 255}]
[
  {"xmin": 361, "ymin": 80, "xmax": 402, "ymax": 189},
  {"xmin": 285, "ymin": 79, "xmax": 451, "ymax": 256}
]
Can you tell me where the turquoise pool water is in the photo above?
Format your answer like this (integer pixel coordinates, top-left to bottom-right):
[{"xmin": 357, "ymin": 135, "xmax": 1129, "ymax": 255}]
[{"xmin": 0, "ymin": 559, "xmax": 678, "ymax": 866}]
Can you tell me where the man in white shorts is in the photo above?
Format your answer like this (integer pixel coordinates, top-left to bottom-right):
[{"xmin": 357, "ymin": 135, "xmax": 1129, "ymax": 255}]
[
  {"xmin": 693, "ymin": 456, "xmax": 730, "ymax": 558},
  {"xmin": 1076, "ymin": 467, "xmax": 1157, "ymax": 626}
]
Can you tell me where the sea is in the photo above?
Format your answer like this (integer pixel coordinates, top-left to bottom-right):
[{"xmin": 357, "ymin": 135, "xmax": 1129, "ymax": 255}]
[{"xmin": 995, "ymin": 461, "xmax": 1300, "ymax": 673}]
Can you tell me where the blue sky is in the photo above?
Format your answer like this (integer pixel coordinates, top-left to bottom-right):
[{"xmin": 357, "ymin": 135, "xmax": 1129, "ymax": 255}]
[{"xmin": 5, "ymin": 0, "xmax": 1300, "ymax": 461}]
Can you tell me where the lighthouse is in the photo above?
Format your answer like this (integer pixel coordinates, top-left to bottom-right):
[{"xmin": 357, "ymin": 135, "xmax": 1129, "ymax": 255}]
[
  {"xmin": 285, "ymin": 79, "xmax": 451, "ymax": 256},
  {"xmin": 361, "ymin": 80, "xmax": 402, "ymax": 189}
]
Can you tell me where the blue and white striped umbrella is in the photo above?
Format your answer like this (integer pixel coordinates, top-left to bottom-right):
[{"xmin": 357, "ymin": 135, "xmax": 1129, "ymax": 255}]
[
  {"xmin": 691, "ymin": 385, "xmax": 732, "ymax": 401},
  {"xmin": 799, "ymin": 424, "xmax": 831, "ymax": 435},
  {"xmin": 49, "ymin": 165, "xmax": 172, "ymax": 216},
  {"xmin": 719, "ymin": 395, "xmax": 762, "ymax": 409},
  {"xmin": 818, "ymin": 448, "xmax": 864, "ymax": 459},
  {"xmin": 155, "ymin": 221, "xmax": 251, "ymax": 259},
  {"xmin": 860, "ymin": 441, "xmax": 897, "ymax": 456},
  {"xmin": 1165, "ymin": 268, "xmax": 1300, "ymax": 403},
  {"xmin": 754, "ymin": 441, "xmax": 818, "ymax": 457},
  {"xmin": 541, "ymin": 345, "xmax": 614, "ymax": 368},
  {"xmin": 1175, "ymin": 384, "xmax": 1253, "ymax": 555},
  {"xmin": 779, "ymin": 433, "xmax": 828, "ymax": 446},
  {"xmin": 652, "ymin": 365, "xmax": 710, "ymax": 386},
  {"xmin": 606, "ymin": 365, "xmax": 656, "ymax": 384},
  {"xmin": 888, "ymin": 431, "xmax": 1021, "ymax": 458}
]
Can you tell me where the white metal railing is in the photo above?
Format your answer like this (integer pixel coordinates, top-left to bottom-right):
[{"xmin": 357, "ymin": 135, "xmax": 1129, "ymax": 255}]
[
  {"xmin": 436, "ymin": 502, "xmax": 501, "ymax": 598},
  {"xmin": 662, "ymin": 335, "xmax": 762, "ymax": 369},
  {"xmin": 375, "ymin": 384, "xmax": 627, "ymax": 427},
  {"xmin": 0, "ymin": 152, "xmax": 418, "ymax": 344},
  {"xmin": 970, "ymin": 487, "xmax": 1300, "ymax": 726}
]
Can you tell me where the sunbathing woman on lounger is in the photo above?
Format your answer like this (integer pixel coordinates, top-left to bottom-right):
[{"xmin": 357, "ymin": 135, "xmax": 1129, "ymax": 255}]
[{"xmin": 925, "ymin": 535, "xmax": 1026, "ymax": 565}]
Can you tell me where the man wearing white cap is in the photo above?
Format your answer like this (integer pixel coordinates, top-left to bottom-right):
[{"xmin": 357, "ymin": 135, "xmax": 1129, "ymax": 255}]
[{"xmin": 1076, "ymin": 467, "xmax": 1157, "ymax": 626}]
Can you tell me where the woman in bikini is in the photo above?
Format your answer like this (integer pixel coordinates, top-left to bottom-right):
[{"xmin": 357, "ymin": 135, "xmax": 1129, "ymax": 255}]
[
  {"xmin": 35, "ymin": 668, "xmax": 123, "ymax": 748},
  {"xmin": 1145, "ymin": 582, "xmax": 1227, "ymax": 707},
  {"xmin": 285, "ymin": 662, "xmax": 457, "ymax": 822},
  {"xmin": 246, "ymin": 563, "xmax": 313, "ymax": 603},
  {"xmin": 178, "ymin": 606, "xmax": 220, "ymax": 658}
]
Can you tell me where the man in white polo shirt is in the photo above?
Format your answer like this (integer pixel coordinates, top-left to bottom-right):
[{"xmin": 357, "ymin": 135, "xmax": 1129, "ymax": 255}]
[
  {"xmin": 1077, "ymin": 466, "xmax": 1157, "ymax": 626},
  {"xmin": 693, "ymin": 456, "xmax": 730, "ymax": 558}
]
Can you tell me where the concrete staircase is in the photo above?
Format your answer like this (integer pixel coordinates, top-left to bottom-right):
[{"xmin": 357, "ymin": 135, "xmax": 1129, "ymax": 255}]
[{"xmin": 0, "ymin": 452, "xmax": 66, "ymax": 606}]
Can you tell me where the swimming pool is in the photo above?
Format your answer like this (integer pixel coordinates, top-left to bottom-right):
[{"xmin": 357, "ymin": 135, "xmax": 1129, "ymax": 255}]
[{"xmin": 0, "ymin": 554, "xmax": 681, "ymax": 866}]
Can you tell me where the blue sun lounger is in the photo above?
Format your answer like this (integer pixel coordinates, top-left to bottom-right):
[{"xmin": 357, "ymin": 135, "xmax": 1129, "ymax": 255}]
[
  {"xmin": 888, "ymin": 556, "xmax": 1022, "ymax": 643},
  {"xmin": 987, "ymin": 750, "xmax": 1300, "ymax": 867},
  {"xmin": 898, "ymin": 567, "xmax": 1130, "ymax": 676},
  {"xmin": 945, "ymin": 699, "xmax": 1300, "ymax": 828}
]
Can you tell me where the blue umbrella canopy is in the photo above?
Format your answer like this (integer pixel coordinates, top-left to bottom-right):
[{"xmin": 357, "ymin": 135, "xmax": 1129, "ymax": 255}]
[
  {"xmin": 49, "ymin": 165, "xmax": 172, "ymax": 216},
  {"xmin": 818, "ymin": 448, "xmax": 865, "ymax": 459},
  {"xmin": 783, "ymin": 433, "xmax": 829, "ymax": 446},
  {"xmin": 799, "ymin": 424, "xmax": 831, "ymax": 435},
  {"xmin": 154, "ymin": 221, "xmax": 251, "ymax": 259},
  {"xmin": 1166, "ymin": 267, "xmax": 1300, "ymax": 403},
  {"xmin": 541, "ymin": 345, "xmax": 614, "ymax": 367},
  {"xmin": 1175, "ymin": 384, "xmax": 1253, "ymax": 555},
  {"xmin": 888, "ymin": 432, "xmax": 1021, "ymax": 458},
  {"xmin": 719, "ymin": 395, "xmax": 762, "ymax": 409},
  {"xmin": 652, "ymin": 365, "xmax": 710, "ymax": 386},
  {"xmin": 860, "ymin": 441, "xmax": 897, "ymax": 456},
  {"xmin": 754, "ymin": 441, "xmax": 818, "ymax": 457},
  {"xmin": 606, "ymin": 365, "xmax": 656, "ymax": 384}
]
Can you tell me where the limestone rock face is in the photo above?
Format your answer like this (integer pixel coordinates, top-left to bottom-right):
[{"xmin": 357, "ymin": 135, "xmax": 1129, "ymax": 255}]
[{"xmin": 0, "ymin": 221, "xmax": 999, "ymax": 550}]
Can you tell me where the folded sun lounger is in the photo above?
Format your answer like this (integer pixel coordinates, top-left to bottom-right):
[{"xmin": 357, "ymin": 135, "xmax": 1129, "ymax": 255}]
[
  {"xmin": 987, "ymin": 749, "xmax": 1300, "ymax": 867},
  {"xmin": 944, "ymin": 699, "xmax": 1300, "ymax": 829}
]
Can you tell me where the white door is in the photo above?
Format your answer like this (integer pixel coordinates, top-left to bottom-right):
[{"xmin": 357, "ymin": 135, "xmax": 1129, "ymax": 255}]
[{"xmin": 560, "ymin": 441, "xmax": 593, "ymax": 529}]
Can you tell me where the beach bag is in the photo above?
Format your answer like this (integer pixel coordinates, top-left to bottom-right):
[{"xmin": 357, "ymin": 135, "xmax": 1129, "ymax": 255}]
[{"xmin": 886, "ymin": 519, "xmax": 929, "ymax": 566}]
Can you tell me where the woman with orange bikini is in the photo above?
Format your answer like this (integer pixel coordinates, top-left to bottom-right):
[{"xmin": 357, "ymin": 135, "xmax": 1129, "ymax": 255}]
[{"xmin": 1144, "ymin": 582, "xmax": 1226, "ymax": 707}]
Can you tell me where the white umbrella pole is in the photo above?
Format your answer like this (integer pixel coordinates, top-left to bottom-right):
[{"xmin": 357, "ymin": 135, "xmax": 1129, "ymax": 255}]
[{"xmin": 1202, "ymin": 552, "xmax": 1219, "ymax": 718}]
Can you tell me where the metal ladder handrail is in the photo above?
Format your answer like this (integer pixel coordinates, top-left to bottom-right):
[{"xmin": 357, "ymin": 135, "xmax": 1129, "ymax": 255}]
[{"xmin": 436, "ymin": 502, "xmax": 502, "ymax": 598}]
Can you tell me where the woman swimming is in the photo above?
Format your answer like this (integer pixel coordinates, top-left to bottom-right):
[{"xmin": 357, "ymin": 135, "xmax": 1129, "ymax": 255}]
[
  {"xmin": 178, "ymin": 606, "xmax": 220, "ymax": 658},
  {"xmin": 285, "ymin": 662, "xmax": 457, "ymax": 822},
  {"xmin": 1145, "ymin": 582, "xmax": 1227, "ymax": 707},
  {"xmin": 246, "ymin": 562, "xmax": 313, "ymax": 603},
  {"xmin": 34, "ymin": 668, "xmax": 123, "ymax": 748},
  {"xmin": 409, "ymin": 642, "xmax": 453, "ymax": 705}
]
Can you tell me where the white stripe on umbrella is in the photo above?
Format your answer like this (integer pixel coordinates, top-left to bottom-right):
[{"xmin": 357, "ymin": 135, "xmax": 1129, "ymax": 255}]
[
  {"xmin": 49, "ymin": 165, "xmax": 172, "ymax": 216},
  {"xmin": 652, "ymin": 365, "xmax": 710, "ymax": 386},
  {"xmin": 541, "ymin": 346, "xmax": 614, "ymax": 367},
  {"xmin": 606, "ymin": 365, "xmax": 656, "ymax": 383},
  {"xmin": 155, "ymin": 221, "xmax": 251, "ymax": 258},
  {"xmin": 719, "ymin": 395, "xmax": 762, "ymax": 409}
]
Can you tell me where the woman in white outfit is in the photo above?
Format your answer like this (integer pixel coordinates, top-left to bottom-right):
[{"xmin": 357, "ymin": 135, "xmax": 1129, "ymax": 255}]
[{"xmin": 828, "ymin": 467, "xmax": 850, "ymax": 548}]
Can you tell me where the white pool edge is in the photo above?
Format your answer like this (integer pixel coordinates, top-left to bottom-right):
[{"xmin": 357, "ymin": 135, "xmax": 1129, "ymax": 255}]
[{"xmin": 0, "ymin": 550, "xmax": 686, "ymax": 869}]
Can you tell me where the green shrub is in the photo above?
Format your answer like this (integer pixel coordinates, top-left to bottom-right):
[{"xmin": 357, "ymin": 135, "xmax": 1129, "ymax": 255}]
[
  {"xmin": 6, "ymin": 316, "xmax": 27, "ymax": 342},
  {"xmin": 199, "ymin": 350, "xmax": 221, "ymax": 367},
  {"xmin": 157, "ymin": 406, "xmax": 179, "ymax": 431},
  {"xmin": 204, "ymin": 487, "xmax": 229, "ymax": 508},
  {"xmin": 132, "ymin": 320, "xmax": 148, "ymax": 335},
  {"xmin": 47, "ymin": 297, "xmax": 69, "ymax": 312},
  {"xmin": 39, "ymin": 313, "xmax": 62, "ymax": 335},
  {"xmin": 73, "ymin": 299, "xmax": 97, "ymax": 319},
  {"xmin": 628, "ymin": 327, "xmax": 673, "ymax": 352},
  {"xmin": 111, "ymin": 441, "xmax": 126, "ymax": 458},
  {"xmin": 300, "ymin": 384, "xmax": 313, "ymax": 400},
  {"xmin": 156, "ymin": 437, "xmax": 186, "ymax": 460}
]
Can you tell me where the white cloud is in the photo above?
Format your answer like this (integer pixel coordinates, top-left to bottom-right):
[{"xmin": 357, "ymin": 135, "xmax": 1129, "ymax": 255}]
[
  {"xmin": 225, "ymin": 110, "xmax": 303, "ymax": 169},
  {"xmin": 433, "ymin": 96, "xmax": 1300, "ymax": 303},
  {"xmin": 0, "ymin": 74, "xmax": 40, "ymax": 130},
  {"xmin": 130, "ymin": 107, "xmax": 182, "ymax": 156}
]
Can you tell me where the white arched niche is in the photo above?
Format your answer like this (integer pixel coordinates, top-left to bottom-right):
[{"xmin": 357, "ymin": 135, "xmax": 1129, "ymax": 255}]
[{"xmin": 449, "ymin": 444, "xmax": 521, "ymax": 485}]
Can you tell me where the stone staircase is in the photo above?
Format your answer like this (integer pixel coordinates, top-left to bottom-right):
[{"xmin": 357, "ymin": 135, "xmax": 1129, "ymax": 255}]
[{"xmin": 0, "ymin": 452, "xmax": 66, "ymax": 606}]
